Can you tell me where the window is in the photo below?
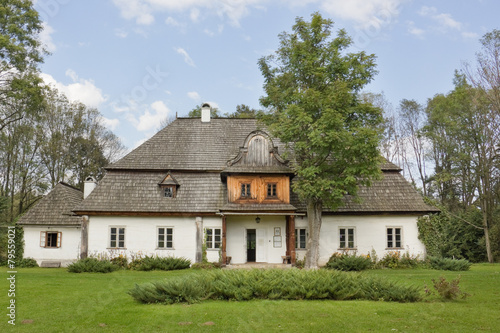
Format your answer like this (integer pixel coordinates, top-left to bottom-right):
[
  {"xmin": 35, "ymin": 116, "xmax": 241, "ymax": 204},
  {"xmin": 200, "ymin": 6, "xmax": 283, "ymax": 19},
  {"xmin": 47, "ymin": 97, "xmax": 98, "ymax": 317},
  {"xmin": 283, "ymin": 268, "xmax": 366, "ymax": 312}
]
[
  {"xmin": 158, "ymin": 227, "xmax": 173, "ymax": 249},
  {"xmin": 387, "ymin": 227, "xmax": 402, "ymax": 248},
  {"xmin": 339, "ymin": 228, "xmax": 355, "ymax": 249},
  {"xmin": 164, "ymin": 187, "xmax": 173, "ymax": 198},
  {"xmin": 110, "ymin": 227, "xmax": 125, "ymax": 248},
  {"xmin": 295, "ymin": 228, "xmax": 307, "ymax": 249},
  {"xmin": 240, "ymin": 183, "xmax": 251, "ymax": 198},
  {"xmin": 40, "ymin": 231, "xmax": 62, "ymax": 248},
  {"xmin": 206, "ymin": 228, "xmax": 221, "ymax": 249},
  {"xmin": 266, "ymin": 183, "xmax": 277, "ymax": 198}
]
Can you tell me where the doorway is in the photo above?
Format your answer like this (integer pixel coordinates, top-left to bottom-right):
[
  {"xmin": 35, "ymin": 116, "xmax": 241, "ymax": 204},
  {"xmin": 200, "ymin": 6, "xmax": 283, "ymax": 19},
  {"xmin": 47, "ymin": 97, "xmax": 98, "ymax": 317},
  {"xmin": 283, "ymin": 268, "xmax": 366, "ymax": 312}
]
[{"xmin": 247, "ymin": 229, "xmax": 256, "ymax": 262}]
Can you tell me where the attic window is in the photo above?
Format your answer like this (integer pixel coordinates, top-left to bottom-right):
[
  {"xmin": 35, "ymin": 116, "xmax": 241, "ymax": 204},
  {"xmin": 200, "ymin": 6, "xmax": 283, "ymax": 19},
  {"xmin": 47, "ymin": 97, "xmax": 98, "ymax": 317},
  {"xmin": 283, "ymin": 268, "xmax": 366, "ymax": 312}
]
[
  {"xmin": 266, "ymin": 183, "xmax": 277, "ymax": 198},
  {"xmin": 163, "ymin": 186, "xmax": 176, "ymax": 198},
  {"xmin": 241, "ymin": 183, "xmax": 251, "ymax": 198}
]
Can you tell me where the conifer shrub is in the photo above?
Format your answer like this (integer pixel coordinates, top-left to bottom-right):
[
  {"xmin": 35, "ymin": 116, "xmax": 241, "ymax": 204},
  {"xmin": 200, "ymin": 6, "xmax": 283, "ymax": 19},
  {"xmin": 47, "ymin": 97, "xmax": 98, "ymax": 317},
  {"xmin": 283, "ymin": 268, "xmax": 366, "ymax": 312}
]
[
  {"xmin": 326, "ymin": 252, "xmax": 372, "ymax": 271},
  {"xmin": 128, "ymin": 269, "xmax": 422, "ymax": 304},
  {"xmin": 375, "ymin": 251, "xmax": 422, "ymax": 269},
  {"xmin": 128, "ymin": 255, "xmax": 191, "ymax": 271},
  {"xmin": 67, "ymin": 257, "xmax": 118, "ymax": 273},
  {"xmin": 428, "ymin": 257, "xmax": 471, "ymax": 271},
  {"xmin": 18, "ymin": 258, "xmax": 39, "ymax": 268},
  {"xmin": 190, "ymin": 262, "xmax": 222, "ymax": 270}
]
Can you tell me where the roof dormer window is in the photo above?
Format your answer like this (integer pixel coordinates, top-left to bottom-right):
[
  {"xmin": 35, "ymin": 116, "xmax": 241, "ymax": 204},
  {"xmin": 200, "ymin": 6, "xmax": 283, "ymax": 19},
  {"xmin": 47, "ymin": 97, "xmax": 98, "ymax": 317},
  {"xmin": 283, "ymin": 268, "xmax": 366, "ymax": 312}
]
[{"xmin": 159, "ymin": 173, "xmax": 179, "ymax": 199}]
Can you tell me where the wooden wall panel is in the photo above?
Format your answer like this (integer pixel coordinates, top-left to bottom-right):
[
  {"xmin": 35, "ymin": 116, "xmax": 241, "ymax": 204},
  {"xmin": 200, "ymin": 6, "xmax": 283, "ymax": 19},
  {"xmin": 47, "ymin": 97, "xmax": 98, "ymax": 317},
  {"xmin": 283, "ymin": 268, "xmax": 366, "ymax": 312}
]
[{"xmin": 227, "ymin": 175, "xmax": 290, "ymax": 204}]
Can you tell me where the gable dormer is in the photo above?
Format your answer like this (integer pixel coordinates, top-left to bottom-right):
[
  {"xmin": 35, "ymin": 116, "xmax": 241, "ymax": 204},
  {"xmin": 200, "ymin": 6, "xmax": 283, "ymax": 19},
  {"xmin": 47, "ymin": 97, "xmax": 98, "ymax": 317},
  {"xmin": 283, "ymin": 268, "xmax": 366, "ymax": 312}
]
[
  {"xmin": 158, "ymin": 173, "xmax": 179, "ymax": 198},
  {"xmin": 223, "ymin": 131, "xmax": 293, "ymax": 205}
]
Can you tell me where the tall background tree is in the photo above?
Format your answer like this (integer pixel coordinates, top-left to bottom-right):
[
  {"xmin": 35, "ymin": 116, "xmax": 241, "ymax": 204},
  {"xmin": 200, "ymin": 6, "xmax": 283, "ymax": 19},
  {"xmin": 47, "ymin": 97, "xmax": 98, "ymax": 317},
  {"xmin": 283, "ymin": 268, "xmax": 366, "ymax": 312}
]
[
  {"xmin": 259, "ymin": 13, "xmax": 383, "ymax": 268},
  {"xmin": 0, "ymin": 0, "xmax": 45, "ymax": 131}
]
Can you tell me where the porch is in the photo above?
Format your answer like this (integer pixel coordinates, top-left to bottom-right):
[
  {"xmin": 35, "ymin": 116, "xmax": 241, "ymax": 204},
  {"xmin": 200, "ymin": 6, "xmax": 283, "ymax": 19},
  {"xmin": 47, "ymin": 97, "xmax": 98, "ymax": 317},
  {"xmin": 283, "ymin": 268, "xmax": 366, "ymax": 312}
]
[{"xmin": 220, "ymin": 213, "xmax": 299, "ymax": 266}]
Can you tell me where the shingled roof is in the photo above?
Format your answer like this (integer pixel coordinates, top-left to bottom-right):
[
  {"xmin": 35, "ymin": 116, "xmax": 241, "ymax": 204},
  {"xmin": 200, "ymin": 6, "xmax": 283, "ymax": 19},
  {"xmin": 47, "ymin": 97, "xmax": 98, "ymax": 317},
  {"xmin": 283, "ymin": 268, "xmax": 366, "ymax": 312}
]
[
  {"xmin": 74, "ymin": 117, "xmax": 437, "ymax": 215},
  {"xmin": 107, "ymin": 118, "xmax": 279, "ymax": 171},
  {"xmin": 17, "ymin": 183, "xmax": 83, "ymax": 225}
]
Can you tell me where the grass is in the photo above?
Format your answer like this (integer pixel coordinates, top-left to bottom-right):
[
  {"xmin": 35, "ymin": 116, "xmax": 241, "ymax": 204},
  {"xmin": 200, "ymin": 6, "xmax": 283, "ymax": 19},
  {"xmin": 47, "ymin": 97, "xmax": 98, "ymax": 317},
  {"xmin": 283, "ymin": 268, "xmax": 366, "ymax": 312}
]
[{"xmin": 1, "ymin": 264, "xmax": 499, "ymax": 332}]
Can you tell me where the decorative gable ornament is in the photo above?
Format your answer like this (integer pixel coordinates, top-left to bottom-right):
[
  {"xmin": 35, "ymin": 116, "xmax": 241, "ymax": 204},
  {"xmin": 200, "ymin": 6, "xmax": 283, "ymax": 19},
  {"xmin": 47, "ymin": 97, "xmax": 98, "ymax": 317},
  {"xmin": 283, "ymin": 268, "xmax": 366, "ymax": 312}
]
[{"xmin": 227, "ymin": 130, "xmax": 288, "ymax": 168}]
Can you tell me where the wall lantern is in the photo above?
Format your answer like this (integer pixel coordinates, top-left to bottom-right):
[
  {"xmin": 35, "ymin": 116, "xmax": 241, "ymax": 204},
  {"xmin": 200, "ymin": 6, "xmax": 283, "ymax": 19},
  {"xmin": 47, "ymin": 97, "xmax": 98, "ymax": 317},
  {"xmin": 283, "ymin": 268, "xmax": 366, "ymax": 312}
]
[{"xmin": 255, "ymin": 216, "xmax": 261, "ymax": 224}]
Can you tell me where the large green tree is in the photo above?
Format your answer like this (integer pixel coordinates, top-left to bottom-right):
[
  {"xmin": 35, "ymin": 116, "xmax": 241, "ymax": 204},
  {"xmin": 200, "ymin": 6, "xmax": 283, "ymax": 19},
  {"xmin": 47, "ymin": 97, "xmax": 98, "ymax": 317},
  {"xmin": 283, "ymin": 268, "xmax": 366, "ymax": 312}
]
[
  {"xmin": 0, "ymin": 0, "xmax": 46, "ymax": 131},
  {"xmin": 259, "ymin": 13, "xmax": 383, "ymax": 268}
]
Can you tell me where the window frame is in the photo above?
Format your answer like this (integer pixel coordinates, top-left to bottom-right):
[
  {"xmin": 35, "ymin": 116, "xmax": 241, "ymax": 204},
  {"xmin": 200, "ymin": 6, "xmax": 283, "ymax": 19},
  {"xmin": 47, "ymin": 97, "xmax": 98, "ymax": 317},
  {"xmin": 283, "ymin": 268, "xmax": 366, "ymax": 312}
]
[
  {"xmin": 295, "ymin": 228, "xmax": 307, "ymax": 250},
  {"xmin": 240, "ymin": 183, "xmax": 251, "ymax": 199},
  {"xmin": 386, "ymin": 227, "xmax": 403, "ymax": 249},
  {"xmin": 40, "ymin": 231, "xmax": 62, "ymax": 248},
  {"xmin": 157, "ymin": 227, "xmax": 174, "ymax": 249},
  {"xmin": 205, "ymin": 228, "xmax": 221, "ymax": 250},
  {"xmin": 339, "ymin": 227, "xmax": 356, "ymax": 250},
  {"xmin": 109, "ymin": 226, "xmax": 126, "ymax": 249},
  {"xmin": 266, "ymin": 183, "xmax": 278, "ymax": 198}
]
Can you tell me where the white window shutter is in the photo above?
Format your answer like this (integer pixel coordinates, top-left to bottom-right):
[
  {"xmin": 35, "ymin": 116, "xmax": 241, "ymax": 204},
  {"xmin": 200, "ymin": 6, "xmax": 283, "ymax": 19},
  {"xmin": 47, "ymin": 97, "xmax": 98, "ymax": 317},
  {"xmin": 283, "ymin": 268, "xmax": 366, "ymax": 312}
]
[
  {"xmin": 40, "ymin": 231, "xmax": 46, "ymax": 247},
  {"xmin": 57, "ymin": 232, "xmax": 62, "ymax": 248}
]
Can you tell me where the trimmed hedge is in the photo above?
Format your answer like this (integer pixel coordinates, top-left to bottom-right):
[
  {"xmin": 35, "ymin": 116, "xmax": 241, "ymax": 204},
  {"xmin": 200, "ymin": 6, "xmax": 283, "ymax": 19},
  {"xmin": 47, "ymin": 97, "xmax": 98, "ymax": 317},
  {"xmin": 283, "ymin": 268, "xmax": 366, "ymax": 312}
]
[
  {"xmin": 128, "ymin": 256, "xmax": 191, "ymax": 271},
  {"xmin": 428, "ymin": 257, "xmax": 471, "ymax": 271},
  {"xmin": 326, "ymin": 253, "xmax": 372, "ymax": 271},
  {"xmin": 129, "ymin": 269, "xmax": 422, "ymax": 304},
  {"xmin": 67, "ymin": 258, "xmax": 118, "ymax": 273}
]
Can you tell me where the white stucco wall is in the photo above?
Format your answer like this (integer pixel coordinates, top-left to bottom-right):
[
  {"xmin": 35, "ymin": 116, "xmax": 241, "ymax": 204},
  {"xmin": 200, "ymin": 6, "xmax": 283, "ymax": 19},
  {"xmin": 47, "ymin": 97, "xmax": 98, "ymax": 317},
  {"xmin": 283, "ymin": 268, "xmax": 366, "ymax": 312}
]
[
  {"xmin": 87, "ymin": 216, "xmax": 223, "ymax": 263},
  {"xmin": 295, "ymin": 215, "xmax": 426, "ymax": 266},
  {"xmin": 226, "ymin": 215, "xmax": 287, "ymax": 264},
  {"xmin": 23, "ymin": 225, "xmax": 81, "ymax": 266}
]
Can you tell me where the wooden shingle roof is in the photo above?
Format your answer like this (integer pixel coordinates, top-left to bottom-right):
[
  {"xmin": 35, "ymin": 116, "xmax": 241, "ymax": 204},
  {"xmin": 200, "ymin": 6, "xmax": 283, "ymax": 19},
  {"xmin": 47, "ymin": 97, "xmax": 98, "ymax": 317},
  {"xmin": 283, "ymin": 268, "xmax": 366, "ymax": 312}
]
[
  {"xmin": 74, "ymin": 171, "xmax": 225, "ymax": 215},
  {"xmin": 17, "ymin": 183, "xmax": 83, "ymax": 225},
  {"xmin": 107, "ymin": 118, "xmax": 275, "ymax": 171},
  {"xmin": 75, "ymin": 118, "xmax": 436, "ymax": 215}
]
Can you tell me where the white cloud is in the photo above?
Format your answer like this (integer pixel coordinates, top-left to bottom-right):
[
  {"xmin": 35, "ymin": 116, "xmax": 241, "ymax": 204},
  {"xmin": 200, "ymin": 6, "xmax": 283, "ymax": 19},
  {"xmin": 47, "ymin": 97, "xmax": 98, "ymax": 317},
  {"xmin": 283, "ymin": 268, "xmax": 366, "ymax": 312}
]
[
  {"xmin": 187, "ymin": 91, "xmax": 200, "ymax": 100},
  {"xmin": 130, "ymin": 100, "xmax": 171, "ymax": 132},
  {"xmin": 115, "ymin": 28, "xmax": 129, "ymax": 38},
  {"xmin": 39, "ymin": 22, "xmax": 56, "ymax": 53},
  {"xmin": 319, "ymin": 0, "xmax": 403, "ymax": 29},
  {"xmin": 407, "ymin": 21, "xmax": 425, "ymax": 38},
  {"xmin": 418, "ymin": 6, "xmax": 477, "ymax": 38},
  {"xmin": 175, "ymin": 47, "xmax": 196, "ymax": 67},
  {"xmin": 100, "ymin": 116, "xmax": 121, "ymax": 131},
  {"xmin": 112, "ymin": 0, "xmax": 267, "ymax": 26},
  {"xmin": 40, "ymin": 70, "xmax": 107, "ymax": 108}
]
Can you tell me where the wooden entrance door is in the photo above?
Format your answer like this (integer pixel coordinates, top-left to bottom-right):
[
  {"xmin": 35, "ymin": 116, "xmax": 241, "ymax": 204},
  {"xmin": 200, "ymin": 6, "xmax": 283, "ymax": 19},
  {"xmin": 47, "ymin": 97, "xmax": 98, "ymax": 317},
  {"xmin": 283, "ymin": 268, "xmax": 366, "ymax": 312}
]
[{"xmin": 247, "ymin": 229, "xmax": 256, "ymax": 262}]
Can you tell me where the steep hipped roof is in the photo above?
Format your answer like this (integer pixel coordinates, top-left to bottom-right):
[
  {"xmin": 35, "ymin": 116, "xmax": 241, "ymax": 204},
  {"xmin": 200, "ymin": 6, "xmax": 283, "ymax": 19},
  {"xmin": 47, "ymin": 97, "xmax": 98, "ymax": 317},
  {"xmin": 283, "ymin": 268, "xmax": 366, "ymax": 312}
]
[
  {"xmin": 291, "ymin": 170, "xmax": 439, "ymax": 214},
  {"xmin": 107, "ymin": 118, "xmax": 279, "ymax": 171},
  {"xmin": 17, "ymin": 183, "xmax": 83, "ymax": 225},
  {"xmin": 74, "ymin": 118, "xmax": 436, "ymax": 215},
  {"xmin": 74, "ymin": 171, "xmax": 225, "ymax": 214}
]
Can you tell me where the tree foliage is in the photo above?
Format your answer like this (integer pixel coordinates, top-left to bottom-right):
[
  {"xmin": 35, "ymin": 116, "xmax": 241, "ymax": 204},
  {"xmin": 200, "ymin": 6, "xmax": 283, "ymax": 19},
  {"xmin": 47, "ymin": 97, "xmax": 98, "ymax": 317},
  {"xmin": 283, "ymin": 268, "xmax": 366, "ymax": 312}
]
[
  {"xmin": 0, "ymin": 0, "xmax": 46, "ymax": 131},
  {"xmin": 258, "ymin": 13, "xmax": 383, "ymax": 268}
]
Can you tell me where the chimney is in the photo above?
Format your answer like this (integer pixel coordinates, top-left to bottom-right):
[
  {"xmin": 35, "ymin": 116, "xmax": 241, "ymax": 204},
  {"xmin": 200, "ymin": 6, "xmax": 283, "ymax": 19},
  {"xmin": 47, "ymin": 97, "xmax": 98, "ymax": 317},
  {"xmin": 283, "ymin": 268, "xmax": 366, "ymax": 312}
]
[
  {"xmin": 83, "ymin": 176, "xmax": 97, "ymax": 199},
  {"xmin": 201, "ymin": 103, "xmax": 211, "ymax": 123}
]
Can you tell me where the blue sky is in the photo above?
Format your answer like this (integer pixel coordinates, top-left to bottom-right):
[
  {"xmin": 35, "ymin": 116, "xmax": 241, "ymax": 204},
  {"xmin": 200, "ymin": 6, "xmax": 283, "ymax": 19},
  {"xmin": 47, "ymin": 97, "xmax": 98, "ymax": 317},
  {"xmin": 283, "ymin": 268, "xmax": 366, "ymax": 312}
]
[{"xmin": 34, "ymin": 0, "xmax": 500, "ymax": 150}]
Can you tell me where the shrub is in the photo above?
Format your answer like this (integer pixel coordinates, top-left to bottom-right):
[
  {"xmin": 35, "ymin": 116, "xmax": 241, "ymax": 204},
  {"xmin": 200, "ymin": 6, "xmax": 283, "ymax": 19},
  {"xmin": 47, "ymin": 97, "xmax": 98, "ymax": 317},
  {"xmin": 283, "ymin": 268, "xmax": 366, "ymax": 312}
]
[
  {"xmin": 67, "ymin": 258, "xmax": 118, "ymax": 273},
  {"xmin": 129, "ymin": 269, "xmax": 422, "ymax": 304},
  {"xmin": 428, "ymin": 257, "xmax": 471, "ymax": 271},
  {"xmin": 326, "ymin": 252, "xmax": 372, "ymax": 271},
  {"xmin": 425, "ymin": 276, "xmax": 468, "ymax": 300},
  {"xmin": 191, "ymin": 262, "xmax": 222, "ymax": 270},
  {"xmin": 376, "ymin": 251, "xmax": 422, "ymax": 269},
  {"xmin": 17, "ymin": 257, "xmax": 39, "ymax": 268},
  {"xmin": 110, "ymin": 254, "xmax": 128, "ymax": 269},
  {"xmin": 128, "ymin": 255, "xmax": 191, "ymax": 271}
]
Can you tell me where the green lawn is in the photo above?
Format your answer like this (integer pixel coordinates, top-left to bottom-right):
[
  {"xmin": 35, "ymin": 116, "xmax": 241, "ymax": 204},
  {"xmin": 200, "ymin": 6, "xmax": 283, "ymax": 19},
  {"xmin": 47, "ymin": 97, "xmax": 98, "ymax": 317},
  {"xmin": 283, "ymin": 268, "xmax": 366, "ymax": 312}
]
[{"xmin": 1, "ymin": 264, "xmax": 499, "ymax": 332}]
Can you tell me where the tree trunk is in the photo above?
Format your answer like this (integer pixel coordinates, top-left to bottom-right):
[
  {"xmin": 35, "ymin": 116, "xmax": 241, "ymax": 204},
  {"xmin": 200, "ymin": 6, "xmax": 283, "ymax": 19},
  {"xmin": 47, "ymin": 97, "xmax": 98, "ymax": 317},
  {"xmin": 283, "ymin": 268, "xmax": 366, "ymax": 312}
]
[
  {"xmin": 481, "ymin": 201, "xmax": 494, "ymax": 263},
  {"xmin": 304, "ymin": 199, "xmax": 323, "ymax": 269}
]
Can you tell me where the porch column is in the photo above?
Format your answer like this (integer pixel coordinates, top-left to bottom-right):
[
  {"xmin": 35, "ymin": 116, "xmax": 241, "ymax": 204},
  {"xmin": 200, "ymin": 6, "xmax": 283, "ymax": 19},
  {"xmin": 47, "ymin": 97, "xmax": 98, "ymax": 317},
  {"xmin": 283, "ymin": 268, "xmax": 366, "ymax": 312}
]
[
  {"xmin": 195, "ymin": 217, "xmax": 203, "ymax": 263},
  {"xmin": 222, "ymin": 215, "xmax": 227, "ymax": 265},
  {"xmin": 286, "ymin": 215, "xmax": 296, "ymax": 265},
  {"xmin": 80, "ymin": 215, "xmax": 89, "ymax": 259}
]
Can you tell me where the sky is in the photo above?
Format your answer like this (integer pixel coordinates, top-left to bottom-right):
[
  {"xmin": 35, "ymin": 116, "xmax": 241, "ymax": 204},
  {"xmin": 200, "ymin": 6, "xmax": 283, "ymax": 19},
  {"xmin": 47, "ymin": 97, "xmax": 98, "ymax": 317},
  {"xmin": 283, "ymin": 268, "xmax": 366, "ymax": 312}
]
[{"xmin": 34, "ymin": 0, "xmax": 500, "ymax": 151}]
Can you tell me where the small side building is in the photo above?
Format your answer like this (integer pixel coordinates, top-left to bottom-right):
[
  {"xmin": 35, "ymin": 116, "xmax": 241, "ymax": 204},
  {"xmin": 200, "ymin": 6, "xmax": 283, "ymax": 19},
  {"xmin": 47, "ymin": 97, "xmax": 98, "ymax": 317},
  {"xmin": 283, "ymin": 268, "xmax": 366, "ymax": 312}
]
[{"xmin": 17, "ymin": 182, "xmax": 83, "ymax": 267}]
